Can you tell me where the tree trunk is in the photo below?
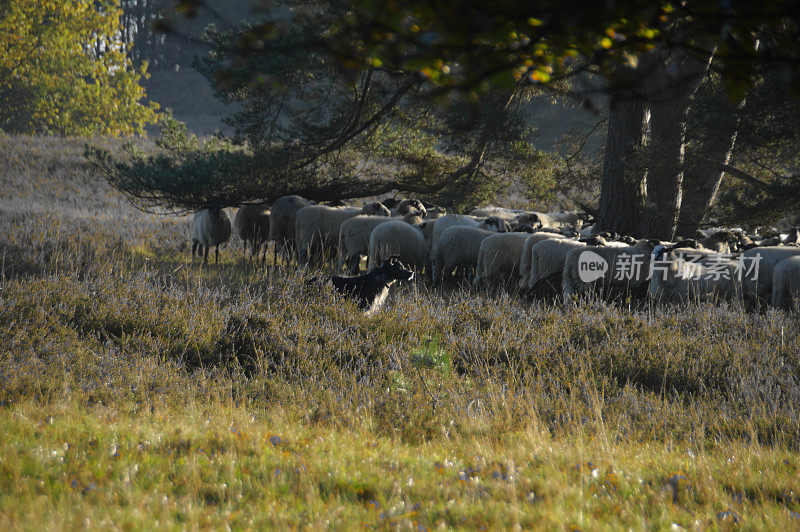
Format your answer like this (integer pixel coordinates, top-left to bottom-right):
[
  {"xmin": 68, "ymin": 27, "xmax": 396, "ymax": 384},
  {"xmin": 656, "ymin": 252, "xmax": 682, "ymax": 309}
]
[
  {"xmin": 639, "ymin": 98, "xmax": 686, "ymax": 239},
  {"xmin": 597, "ymin": 94, "xmax": 647, "ymax": 236},
  {"xmin": 639, "ymin": 48, "xmax": 712, "ymax": 240},
  {"xmin": 675, "ymin": 95, "xmax": 744, "ymax": 237}
]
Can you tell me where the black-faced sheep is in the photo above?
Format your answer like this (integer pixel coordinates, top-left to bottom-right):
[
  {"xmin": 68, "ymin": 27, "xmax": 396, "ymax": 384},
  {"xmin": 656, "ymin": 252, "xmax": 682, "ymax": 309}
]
[
  {"xmin": 392, "ymin": 198, "xmax": 428, "ymax": 218},
  {"xmin": 233, "ymin": 204, "xmax": 270, "ymax": 263},
  {"xmin": 192, "ymin": 205, "xmax": 232, "ymax": 264},
  {"xmin": 268, "ymin": 195, "xmax": 314, "ymax": 265}
]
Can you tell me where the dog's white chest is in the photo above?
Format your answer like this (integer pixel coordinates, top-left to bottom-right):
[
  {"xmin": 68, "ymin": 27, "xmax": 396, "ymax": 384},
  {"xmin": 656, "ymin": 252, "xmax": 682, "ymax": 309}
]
[{"xmin": 365, "ymin": 282, "xmax": 394, "ymax": 316}]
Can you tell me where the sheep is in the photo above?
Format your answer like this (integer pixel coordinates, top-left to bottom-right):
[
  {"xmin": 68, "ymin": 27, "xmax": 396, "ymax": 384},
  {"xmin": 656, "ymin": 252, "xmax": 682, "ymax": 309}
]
[
  {"xmin": 518, "ymin": 232, "xmax": 567, "ymax": 289},
  {"xmin": 696, "ymin": 228, "xmax": 739, "ymax": 253},
  {"xmin": 431, "ymin": 226, "xmax": 498, "ymax": 286},
  {"xmin": 470, "ymin": 206, "xmax": 519, "ymax": 220},
  {"xmin": 268, "ymin": 195, "xmax": 314, "ymax": 265},
  {"xmin": 381, "ymin": 197, "xmax": 401, "ymax": 210},
  {"xmin": 338, "ymin": 215, "xmax": 401, "ymax": 274},
  {"xmin": 771, "ymin": 256, "xmax": 800, "ymax": 311},
  {"xmin": 562, "ymin": 239, "xmax": 659, "ymax": 300},
  {"xmin": 392, "ymin": 198, "xmax": 427, "ymax": 218},
  {"xmin": 191, "ymin": 205, "xmax": 232, "ymax": 264},
  {"xmin": 368, "ymin": 219, "xmax": 428, "ymax": 272},
  {"xmin": 515, "ymin": 211, "xmax": 590, "ymax": 230},
  {"xmin": 233, "ymin": 204, "xmax": 270, "ymax": 263},
  {"xmin": 428, "ymin": 214, "xmax": 490, "ymax": 252},
  {"xmin": 473, "ymin": 232, "xmax": 533, "ymax": 289},
  {"xmin": 295, "ymin": 202, "xmax": 391, "ymax": 267},
  {"xmin": 648, "ymin": 248, "xmax": 742, "ymax": 304},
  {"xmin": 338, "ymin": 213, "xmax": 422, "ymax": 274},
  {"xmin": 424, "ymin": 206, "xmax": 447, "ymax": 219},
  {"xmin": 740, "ymin": 246, "xmax": 800, "ymax": 303},
  {"xmin": 525, "ymin": 237, "xmax": 588, "ymax": 294}
]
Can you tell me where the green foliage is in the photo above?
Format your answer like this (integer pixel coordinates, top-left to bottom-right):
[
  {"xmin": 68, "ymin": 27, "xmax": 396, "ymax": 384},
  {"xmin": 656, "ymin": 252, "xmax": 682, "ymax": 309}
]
[
  {"xmin": 0, "ymin": 0, "xmax": 160, "ymax": 135},
  {"xmin": 91, "ymin": 2, "xmax": 558, "ymax": 211}
]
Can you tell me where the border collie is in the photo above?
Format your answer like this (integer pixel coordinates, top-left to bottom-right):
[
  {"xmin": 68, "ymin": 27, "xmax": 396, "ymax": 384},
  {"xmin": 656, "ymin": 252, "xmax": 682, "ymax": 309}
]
[{"xmin": 307, "ymin": 256, "xmax": 414, "ymax": 315}]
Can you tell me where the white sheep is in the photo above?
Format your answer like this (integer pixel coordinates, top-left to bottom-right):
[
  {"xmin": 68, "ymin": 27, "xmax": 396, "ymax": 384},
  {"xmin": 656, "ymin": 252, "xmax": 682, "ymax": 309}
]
[
  {"xmin": 469, "ymin": 206, "xmax": 519, "ymax": 220},
  {"xmin": 429, "ymin": 214, "xmax": 509, "ymax": 253},
  {"xmin": 368, "ymin": 219, "xmax": 428, "ymax": 271},
  {"xmin": 338, "ymin": 215, "xmax": 402, "ymax": 274},
  {"xmin": 562, "ymin": 239, "xmax": 658, "ymax": 299},
  {"xmin": 518, "ymin": 232, "xmax": 567, "ymax": 289},
  {"xmin": 473, "ymin": 232, "xmax": 533, "ymax": 289},
  {"xmin": 268, "ymin": 195, "xmax": 314, "ymax": 264},
  {"xmin": 741, "ymin": 246, "xmax": 800, "ymax": 303},
  {"xmin": 233, "ymin": 204, "xmax": 270, "ymax": 263},
  {"xmin": 191, "ymin": 205, "xmax": 232, "ymax": 264},
  {"xmin": 429, "ymin": 214, "xmax": 481, "ymax": 251},
  {"xmin": 771, "ymin": 256, "xmax": 800, "ymax": 311},
  {"xmin": 516, "ymin": 210, "xmax": 589, "ymax": 230},
  {"xmin": 295, "ymin": 202, "xmax": 391, "ymax": 267},
  {"xmin": 524, "ymin": 237, "xmax": 586, "ymax": 292},
  {"xmin": 431, "ymin": 226, "xmax": 497, "ymax": 286},
  {"xmin": 648, "ymin": 249, "xmax": 742, "ymax": 304}
]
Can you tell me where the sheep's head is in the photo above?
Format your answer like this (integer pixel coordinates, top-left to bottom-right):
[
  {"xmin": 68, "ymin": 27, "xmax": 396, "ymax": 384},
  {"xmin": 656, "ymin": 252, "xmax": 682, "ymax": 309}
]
[
  {"xmin": 514, "ymin": 213, "xmax": 543, "ymax": 230},
  {"xmin": 363, "ymin": 202, "xmax": 392, "ymax": 217},
  {"xmin": 580, "ymin": 235, "xmax": 606, "ymax": 247},
  {"xmin": 381, "ymin": 197, "xmax": 401, "ymax": 210},
  {"xmin": 395, "ymin": 199, "xmax": 427, "ymax": 217},
  {"xmin": 511, "ymin": 223, "xmax": 536, "ymax": 233},
  {"xmin": 424, "ymin": 206, "xmax": 447, "ymax": 219},
  {"xmin": 482, "ymin": 217, "xmax": 512, "ymax": 233},
  {"xmin": 402, "ymin": 213, "xmax": 424, "ymax": 226}
]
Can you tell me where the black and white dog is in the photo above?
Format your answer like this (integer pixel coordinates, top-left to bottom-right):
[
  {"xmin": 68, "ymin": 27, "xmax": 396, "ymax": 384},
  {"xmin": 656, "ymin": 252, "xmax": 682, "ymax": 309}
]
[{"xmin": 307, "ymin": 256, "xmax": 414, "ymax": 315}]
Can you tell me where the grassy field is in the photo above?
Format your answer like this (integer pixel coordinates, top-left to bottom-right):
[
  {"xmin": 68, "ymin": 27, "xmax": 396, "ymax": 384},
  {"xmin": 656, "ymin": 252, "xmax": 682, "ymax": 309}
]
[{"xmin": 1, "ymin": 136, "xmax": 800, "ymax": 529}]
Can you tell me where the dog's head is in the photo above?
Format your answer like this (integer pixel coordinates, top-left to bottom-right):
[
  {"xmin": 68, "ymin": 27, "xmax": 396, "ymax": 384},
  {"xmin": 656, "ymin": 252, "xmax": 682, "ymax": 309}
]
[{"xmin": 380, "ymin": 256, "xmax": 414, "ymax": 283}]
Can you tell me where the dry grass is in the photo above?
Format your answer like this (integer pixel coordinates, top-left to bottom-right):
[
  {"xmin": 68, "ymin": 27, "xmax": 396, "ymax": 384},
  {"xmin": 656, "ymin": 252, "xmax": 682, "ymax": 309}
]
[{"xmin": 1, "ymin": 135, "xmax": 800, "ymax": 529}]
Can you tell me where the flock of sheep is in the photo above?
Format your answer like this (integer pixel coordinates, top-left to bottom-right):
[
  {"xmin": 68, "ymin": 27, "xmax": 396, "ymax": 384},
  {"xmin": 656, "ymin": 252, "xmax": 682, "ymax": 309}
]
[{"xmin": 189, "ymin": 195, "xmax": 800, "ymax": 312}]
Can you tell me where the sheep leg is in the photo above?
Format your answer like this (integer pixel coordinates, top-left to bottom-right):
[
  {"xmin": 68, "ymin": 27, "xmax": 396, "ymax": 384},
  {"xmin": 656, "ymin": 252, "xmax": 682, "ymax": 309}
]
[
  {"xmin": 202, "ymin": 244, "xmax": 209, "ymax": 264},
  {"xmin": 215, "ymin": 245, "xmax": 220, "ymax": 264},
  {"xmin": 191, "ymin": 240, "xmax": 198, "ymax": 261}
]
